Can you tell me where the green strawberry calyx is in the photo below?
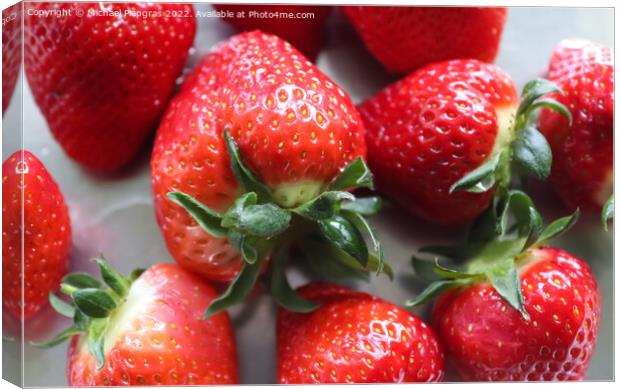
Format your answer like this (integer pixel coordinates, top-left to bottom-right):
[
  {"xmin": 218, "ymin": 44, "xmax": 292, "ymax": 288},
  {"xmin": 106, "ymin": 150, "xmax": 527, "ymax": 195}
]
[
  {"xmin": 406, "ymin": 190, "xmax": 579, "ymax": 320},
  {"xmin": 31, "ymin": 256, "xmax": 145, "ymax": 370},
  {"xmin": 450, "ymin": 78, "xmax": 572, "ymax": 197},
  {"xmin": 168, "ymin": 129, "xmax": 391, "ymax": 318}
]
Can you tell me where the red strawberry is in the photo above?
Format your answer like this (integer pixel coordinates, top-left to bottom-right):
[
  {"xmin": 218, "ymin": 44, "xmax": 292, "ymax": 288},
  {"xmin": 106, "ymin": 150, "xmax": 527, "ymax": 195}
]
[
  {"xmin": 277, "ymin": 283, "xmax": 444, "ymax": 383},
  {"xmin": 212, "ymin": 4, "xmax": 331, "ymax": 61},
  {"xmin": 360, "ymin": 59, "xmax": 518, "ymax": 225},
  {"xmin": 23, "ymin": 2, "xmax": 196, "ymax": 171},
  {"xmin": 2, "ymin": 150, "xmax": 71, "ymax": 320},
  {"xmin": 408, "ymin": 192, "xmax": 600, "ymax": 381},
  {"xmin": 151, "ymin": 31, "xmax": 370, "ymax": 286},
  {"xmin": 539, "ymin": 39, "xmax": 613, "ymax": 211},
  {"xmin": 433, "ymin": 248, "xmax": 600, "ymax": 381},
  {"xmin": 36, "ymin": 260, "xmax": 238, "ymax": 385},
  {"xmin": 2, "ymin": 2, "xmax": 21, "ymax": 115},
  {"xmin": 343, "ymin": 6, "xmax": 507, "ymax": 74}
]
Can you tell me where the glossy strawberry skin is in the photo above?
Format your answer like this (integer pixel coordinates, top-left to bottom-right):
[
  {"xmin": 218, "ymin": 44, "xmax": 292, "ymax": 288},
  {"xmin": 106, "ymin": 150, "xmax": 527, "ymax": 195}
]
[
  {"xmin": 2, "ymin": 150, "xmax": 72, "ymax": 320},
  {"xmin": 23, "ymin": 2, "xmax": 196, "ymax": 171},
  {"xmin": 343, "ymin": 6, "xmax": 507, "ymax": 74},
  {"xmin": 277, "ymin": 283, "xmax": 444, "ymax": 383},
  {"xmin": 359, "ymin": 59, "xmax": 518, "ymax": 225},
  {"xmin": 151, "ymin": 31, "xmax": 365, "ymax": 281},
  {"xmin": 2, "ymin": 2, "xmax": 21, "ymax": 115},
  {"xmin": 212, "ymin": 4, "xmax": 331, "ymax": 61},
  {"xmin": 547, "ymin": 39, "xmax": 613, "ymax": 81},
  {"xmin": 432, "ymin": 248, "xmax": 601, "ymax": 381},
  {"xmin": 539, "ymin": 39, "xmax": 613, "ymax": 211},
  {"xmin": 67, "ymin": 263, "xmax": 238, "ymax": 386}
]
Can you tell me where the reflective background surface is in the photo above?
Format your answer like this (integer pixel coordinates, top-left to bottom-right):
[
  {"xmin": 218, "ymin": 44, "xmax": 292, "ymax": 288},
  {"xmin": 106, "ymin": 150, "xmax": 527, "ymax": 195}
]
[{"xmin": 1, "ymin": 4, "xmax": 614, "ymax": 385}]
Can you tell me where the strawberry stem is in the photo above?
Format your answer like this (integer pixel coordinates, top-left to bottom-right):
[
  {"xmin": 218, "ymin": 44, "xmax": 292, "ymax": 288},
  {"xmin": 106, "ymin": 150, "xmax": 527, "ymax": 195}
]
[
  {"xmin": 170, "ymin": 130, "xmax": 390, "ymax": 317},
  {"xmin": 31, "ymin": 256, "xmax": 144, "ymax": 370},
  {"xmin": 407, "ymin": 191, "xmax": 579, "ymax": 319}
]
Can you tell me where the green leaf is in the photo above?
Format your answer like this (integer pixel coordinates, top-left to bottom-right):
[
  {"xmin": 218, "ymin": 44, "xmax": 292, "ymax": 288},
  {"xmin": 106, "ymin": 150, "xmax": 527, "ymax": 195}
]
[
  {"xmin": 271, "ymin": 249, "xmax": 320, "ymax": 313},
  {"xmin": 432, "ymin": 258, "xmax": 477, "ymax": 279},
  {"xmin": 221, "ymin": 192, "xmax": 257, "ymax": 229},
  {"xmin": 236, "ymin": 204, "xmax": 291, "ymax": 238},
  {"xmin": 329, "ymin": 157, "xmax": 374, "ymax": 191},
  {"xmin": 30, "ymin": 325, "xmax": 80, "ymax": 348},
  {"xmin": 93, "ymin": 256, "xmax": 130, "ymax": 299},
  {"xmin": 499, "ymin": 190, "xmax": 542, "ymax": 239},
  {"xmin": 243, "ymin": 236, "xmax": 271, "ymax": 265},
  {"xmin": 204, "ymin": 257, "xmax": 265, "ymax": 319},
  {"xmin": 405, "ymin": 279, "xmax": 468, "ymax": 307},
  {"xmin": 468, "ymin": 198, "xmax": 502, "ymax": 245},
  {"xmin": 300, "ymin": 237, "xmax": 370, "ymax": 282},
  {"xmin": 223, "ymin": 129, "xmax": 273, "ymax": 202},
  {"xmin": 88, "ymin": 318, "xmax": 108, "ymax": 369},
  {"xmin": 340, "ymin": 196, "xmax": 383, "ymax": 216},
  {"xmin": 529, "ymin": 207, "xmax": 544, "ymax": 239},
  {"xmin": 534, "ymin": 209, "xmax": 580, "ymax": 245},
  {"xmin": 517, "ymin": 79, "xmax": 563, "ymax": 117},
  {"xmin": 226, "ymin": 231, "xmax": 268, "ymax": 265},
  {"xmin": 367, "ymin": 253, "xmax": 394, "ymax": 279},
  {"xmin": 602, "ymin": 195, "xmax": 614, "ymax": 231},
  {"xmin": 129, "ymin": 268, "xmax": 145, "ymax": 282},
  {"xmin": 74, "ymin": 310, "xmax": 90, "ymax": 332},
  {"xmin": 242, "ymin": 240, "xmax": 259, "ymax": 264},
  {"xmin": 411, "ymin": 256, "xmax": 442, "ymax": 280},
  {"xmin": 49, "ymin": 293, "xmax": 75, "ymax": 318},
  {"xmin": 167, "ymin": 192, "xmax": 227, "ymax": 238},
  {"xmin": 526, "ymin": 98, "xmax": 572, "ymax": 126},
  {"xmin": 62, "ymin": 272, "xmax": 102, "ymax": 290},
  {"xmin": 466, "ymin": 238, "xmax": 528, "ymax": 274},
  {"xmin": 512, "ymin": 126, "xmax": 552, "ymax": 180},
  {"xmin": 227, "ymin": 230, "xmax": 249, "ymax": 262},
  {"xmin": 485, "ymin": 258, "xmax": 529, "ymax": 320},
  {"xmin": 450, "ymin": 153, "xmax": 500, "ymax": 193},
  {"xmin": 319, "ymin": 215, "xmax": 369, "ymax": 267},
  {"xmin": 341, "ymin": 210, "xmax": 385, "ymax": 275},
  {"xmin": 293, "ymin": 191, "xmax": 353, "ymax": 221},
  {"xmin": 72, "ymin": 289, "xmax": 117, "ymax": 319},
  {"xmin": 411, "ymin": 257, "xmax": 476, "ymax": 281}
]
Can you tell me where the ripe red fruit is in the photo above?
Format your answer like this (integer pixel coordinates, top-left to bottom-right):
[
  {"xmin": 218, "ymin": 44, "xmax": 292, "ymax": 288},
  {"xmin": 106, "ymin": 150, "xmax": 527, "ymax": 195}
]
[
  {"xmin": 212, "ymin": 4, "xmax": 331, "ymax": 61},
  {"xmin": 23, "ymin": 2, "xmax": 196, "ymax": 171},
  {"xmin": 277, "ymin": 283, "xmax": 444, "ymax": 383},
  {"xmin": 408, "ymin": 190, "xmax": 599, "ymax": 382},
  {"xmin": 343, "ymin": 6, "xmax": 507, "ymax": 74},
  {"xmin": 539, "ymin": 39, "xmax": 613, "ymax": 211},
  {"xmin": 360, "ymin": 59, "xmax": 518, "ymax": 225},
  {"xmin": 433, "ymin": 248, "xmax": 600, "ymax": 381},
  {"xmin": 151, "ymin": 31, "xmax": 366, "ymax": 281},
  {"xmin": 39, "ymin": 261, "xmax": 238, "ymax": 385},
  {"xmin": 2, "ymin": 150, "xmax": 71, "ymax": 320},
  {"xmin": 2, "ymin": 2, "xmax": 21, "ymax": 115}
]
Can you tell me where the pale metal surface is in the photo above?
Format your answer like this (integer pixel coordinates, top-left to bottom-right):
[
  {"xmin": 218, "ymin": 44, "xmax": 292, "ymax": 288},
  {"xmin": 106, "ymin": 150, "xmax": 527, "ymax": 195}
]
[{"xmin": 1, "ymin": 5, "xmax": 614, "ymax": 386}]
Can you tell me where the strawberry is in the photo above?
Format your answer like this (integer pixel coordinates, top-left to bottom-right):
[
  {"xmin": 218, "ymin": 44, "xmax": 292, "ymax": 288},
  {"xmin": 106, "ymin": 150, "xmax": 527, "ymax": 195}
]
[
  {"xmin": 539, "ymin": 39, "xmax": 613, "ymax": 212},
  {"xmin": 152, "ymin": 31, "xmax": 388, "ymax": 316},
  {"xmin": 432, "ymin": 247, "xmax": 600, "ymax": 381},
  {"xmin": 360, "ymin": 59, "xmax": 573, "ymax": 226},
  {"xmin": 2, "ymin": 2, "xmax": 21, "ymax": 115},
  {"xmin": 277, "ymin": 283, "xmax": 444, "ymax": 383},
  {"xmin": 23, "ymin": 2, "xmax": 196, "ymax": 171},
  {"xmin": 2, "ymin": 150, "xmax": 72, "ymax": 320},
  {"xmin": 35, "ymin": 259, "xmax": 238, "ymax": 385},
  {"xmin": 343, "ymin": 6, "xmax": 507, "ymax": 74},
  {"xmin": 212, "ymin": 4, "xmax": 331, "ymax": 60},
  {"xmin": 408, "ymin": 191, "xmax": 600, "ymax": 381}
]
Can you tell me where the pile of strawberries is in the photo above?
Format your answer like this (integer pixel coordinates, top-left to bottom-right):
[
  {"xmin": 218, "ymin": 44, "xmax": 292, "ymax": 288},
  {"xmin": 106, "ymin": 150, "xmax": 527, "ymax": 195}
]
[{"xmin": 2, "ymin": 3, "xmax": 613, "ymax": 385}]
